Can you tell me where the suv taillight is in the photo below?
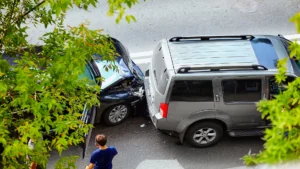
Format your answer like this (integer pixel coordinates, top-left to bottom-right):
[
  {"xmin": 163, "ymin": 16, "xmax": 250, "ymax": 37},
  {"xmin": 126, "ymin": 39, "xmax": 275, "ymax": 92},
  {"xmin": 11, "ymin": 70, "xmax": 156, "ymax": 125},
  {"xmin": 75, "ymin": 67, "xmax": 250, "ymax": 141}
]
[{"xmin": 160, "ymin": 103, "xmax": 168, "ymax": 118}]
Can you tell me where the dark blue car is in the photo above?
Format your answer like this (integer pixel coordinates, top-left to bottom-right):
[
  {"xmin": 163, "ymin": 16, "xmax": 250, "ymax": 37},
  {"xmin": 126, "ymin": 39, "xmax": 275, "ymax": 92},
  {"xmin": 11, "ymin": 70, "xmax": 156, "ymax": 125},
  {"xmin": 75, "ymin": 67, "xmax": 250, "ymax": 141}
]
[{"xmin": 0, "ymin": 39, "xmax": 145, "ymax": 157}]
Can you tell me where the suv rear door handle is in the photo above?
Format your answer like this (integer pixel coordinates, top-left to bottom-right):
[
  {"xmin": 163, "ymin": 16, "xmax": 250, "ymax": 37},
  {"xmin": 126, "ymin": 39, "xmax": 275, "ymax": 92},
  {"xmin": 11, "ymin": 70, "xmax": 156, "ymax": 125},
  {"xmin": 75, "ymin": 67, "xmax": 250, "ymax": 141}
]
[{"xmin": 215, "ymin": 95, "xmax": 220, "ymax": 102}]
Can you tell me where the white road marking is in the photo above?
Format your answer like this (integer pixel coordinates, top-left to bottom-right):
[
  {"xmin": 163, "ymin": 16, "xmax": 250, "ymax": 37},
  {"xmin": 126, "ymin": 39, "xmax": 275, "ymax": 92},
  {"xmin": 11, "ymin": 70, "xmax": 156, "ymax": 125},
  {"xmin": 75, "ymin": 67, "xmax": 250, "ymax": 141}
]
[
  {"xmin": 283, "ymin": 34, "xmax": 300, "ymax": 41},
  {"xmin": 131, "ymin": 51, "xmax": 153, "ymax": 58},
  {"xmin": 136, "ymin": 160, "xmax": 184, "ymax": 169},
  {"xmin": 132, "ymin": 58, "xmax": 151, "ymax": 64}
]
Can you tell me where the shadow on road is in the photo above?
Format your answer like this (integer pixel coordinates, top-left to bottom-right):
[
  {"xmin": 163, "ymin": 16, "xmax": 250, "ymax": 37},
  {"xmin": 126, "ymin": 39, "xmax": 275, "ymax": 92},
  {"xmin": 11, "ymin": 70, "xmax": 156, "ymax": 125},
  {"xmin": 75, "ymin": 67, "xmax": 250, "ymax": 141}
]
[
  {"xmin": 45, "ymin": 116, "xmax": 264, "ymax": 169},
  {"xmin": 0, "ymin": 116, "xmax": 264, "ymax": 169}
]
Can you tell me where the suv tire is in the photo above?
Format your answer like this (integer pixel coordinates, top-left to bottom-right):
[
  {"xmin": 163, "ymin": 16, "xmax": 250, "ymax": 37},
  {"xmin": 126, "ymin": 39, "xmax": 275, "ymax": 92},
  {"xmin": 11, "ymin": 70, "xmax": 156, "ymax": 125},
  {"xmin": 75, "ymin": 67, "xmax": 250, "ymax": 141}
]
[
  {"xmin": 186, "ymin": 122, "xmax": 223, "ymax": 148},
  {"xmin": 104, "ymin": 104, "xmax": 130, "ymax": 126}
]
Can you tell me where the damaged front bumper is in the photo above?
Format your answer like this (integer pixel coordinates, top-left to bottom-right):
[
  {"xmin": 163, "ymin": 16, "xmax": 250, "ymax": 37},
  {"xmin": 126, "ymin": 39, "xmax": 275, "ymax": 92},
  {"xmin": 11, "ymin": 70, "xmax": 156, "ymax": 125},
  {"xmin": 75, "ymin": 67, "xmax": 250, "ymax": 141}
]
[
  {"xmin": 130, "ymin": 86, "xmax": 145, "ymax": 102},
  {"xmin": 129, "ymin": 86, "xmax": 147, "ymax": 116}
]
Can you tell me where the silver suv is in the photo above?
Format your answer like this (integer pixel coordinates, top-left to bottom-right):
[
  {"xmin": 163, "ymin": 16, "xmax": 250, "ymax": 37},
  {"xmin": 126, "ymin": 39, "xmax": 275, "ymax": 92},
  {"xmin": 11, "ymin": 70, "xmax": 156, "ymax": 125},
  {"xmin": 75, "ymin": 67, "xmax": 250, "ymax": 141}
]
[{"xmin": 144, "ymin": 35, "xmax": 300, "ymax": 148}]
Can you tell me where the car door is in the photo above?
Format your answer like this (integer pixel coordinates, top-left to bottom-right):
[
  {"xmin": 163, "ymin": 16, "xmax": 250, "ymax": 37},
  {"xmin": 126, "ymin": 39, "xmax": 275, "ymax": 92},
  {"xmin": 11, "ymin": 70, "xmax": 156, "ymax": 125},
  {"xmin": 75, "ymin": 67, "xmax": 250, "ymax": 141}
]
[
  {"xmin": 167, "ymin": 78, "xmax": 216, "ymax": 129},
  {"xmin": 80, "ymin": 105, "xmax": 96, "ymax": 159},
  {"xmin": 214, "ymin": 76, "xmax": 265, "ymax": 129}
]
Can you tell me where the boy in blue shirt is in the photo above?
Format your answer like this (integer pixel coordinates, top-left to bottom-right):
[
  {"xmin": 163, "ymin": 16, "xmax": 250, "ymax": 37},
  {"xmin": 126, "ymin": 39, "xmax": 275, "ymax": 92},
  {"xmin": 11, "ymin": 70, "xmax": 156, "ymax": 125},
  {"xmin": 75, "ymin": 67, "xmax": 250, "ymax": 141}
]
[{"xmin": 85, "ymin": 134, "xmax": 118, "ymax": 169}]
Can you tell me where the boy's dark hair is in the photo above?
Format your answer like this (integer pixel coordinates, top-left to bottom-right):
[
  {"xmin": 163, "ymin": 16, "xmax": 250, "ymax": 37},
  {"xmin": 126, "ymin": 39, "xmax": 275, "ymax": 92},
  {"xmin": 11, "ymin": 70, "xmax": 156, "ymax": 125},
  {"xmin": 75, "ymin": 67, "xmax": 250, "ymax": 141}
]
[{"xmin": 95, "ymin": 134, "xmax": 107, "ymax": 146}]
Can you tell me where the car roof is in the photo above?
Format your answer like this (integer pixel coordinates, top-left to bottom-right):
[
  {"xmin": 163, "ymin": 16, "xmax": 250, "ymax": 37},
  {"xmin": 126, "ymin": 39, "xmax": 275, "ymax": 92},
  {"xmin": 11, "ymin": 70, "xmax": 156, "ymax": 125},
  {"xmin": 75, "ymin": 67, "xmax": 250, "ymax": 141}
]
[
  {"xmin": 165, "ymin": 35, "xmax": 299, "ymax": 76},
  {"xmin": 168, "ymin": 39, "xmax": 257, "ymax": 68}
]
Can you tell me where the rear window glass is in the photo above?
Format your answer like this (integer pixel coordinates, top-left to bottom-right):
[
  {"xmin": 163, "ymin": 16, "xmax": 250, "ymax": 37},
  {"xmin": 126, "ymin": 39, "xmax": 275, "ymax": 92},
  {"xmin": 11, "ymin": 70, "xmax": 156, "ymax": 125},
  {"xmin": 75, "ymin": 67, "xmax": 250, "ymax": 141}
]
[
  {"xmin": 152, "ymin": 46, "xmax": 169, "ymax": 94},
  {"xmin": 170, "ymin": 80, "xmax": 214, "ymax": 102},
  {"xmin": 222, "ymin": 79, "xmax": 261, "ymax": 102},
  {"xmin": 250, "ymin": 38, "xmax": 278, "ymax": 69}
]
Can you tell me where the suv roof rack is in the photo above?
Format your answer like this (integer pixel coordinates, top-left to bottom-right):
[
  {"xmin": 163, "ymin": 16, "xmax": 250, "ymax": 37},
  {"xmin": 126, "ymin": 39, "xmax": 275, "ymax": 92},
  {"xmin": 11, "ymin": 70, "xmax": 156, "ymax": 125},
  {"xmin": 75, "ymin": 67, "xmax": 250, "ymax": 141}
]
[
  {"xmin": 169, "ymin": 35, "xmax": 255, "ymax": 42},
  {"xmin": 177, "ymin": 65, "xmax": 268, "ymax": 73}
]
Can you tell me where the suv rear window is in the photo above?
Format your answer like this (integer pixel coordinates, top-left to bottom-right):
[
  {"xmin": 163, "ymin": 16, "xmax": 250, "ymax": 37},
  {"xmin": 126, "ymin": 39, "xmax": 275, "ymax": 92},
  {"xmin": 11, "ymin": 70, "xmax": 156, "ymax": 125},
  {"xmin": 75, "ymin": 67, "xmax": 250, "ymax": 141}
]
[
  {"xmin": 152, "ymin": 46, "xmax": 169, "ymax": 94},
  {"xmin": 170, "ymin": 80, "xmax": 214, "ymax": 102},
  {"xmin": 222, "ymin": 79, "xmax": 261, "ymax": 102}
]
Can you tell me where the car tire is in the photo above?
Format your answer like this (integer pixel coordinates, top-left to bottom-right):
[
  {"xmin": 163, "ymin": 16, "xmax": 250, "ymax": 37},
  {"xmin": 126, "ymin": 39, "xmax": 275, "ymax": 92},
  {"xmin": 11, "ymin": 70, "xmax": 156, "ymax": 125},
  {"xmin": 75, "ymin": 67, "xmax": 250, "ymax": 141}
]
[
  {"xmin": 103, "ymin": 104, "xmax": 130, "ymax": 126},
  {"xmin": 185, "ymin": 122, "xmax": 223, "ymax": 148}
]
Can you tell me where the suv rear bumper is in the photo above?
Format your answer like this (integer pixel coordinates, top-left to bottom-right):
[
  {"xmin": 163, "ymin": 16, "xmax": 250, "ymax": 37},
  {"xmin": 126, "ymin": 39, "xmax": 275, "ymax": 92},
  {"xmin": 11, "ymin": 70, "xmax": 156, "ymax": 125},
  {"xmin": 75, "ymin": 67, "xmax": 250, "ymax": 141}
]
[
  {"xmin": 144, "ymin": 77, "xmax": 170, "ymax": 130},
  {"xmin": 144, "ymin": 77, "xmax": 157, "ymax": 126}
]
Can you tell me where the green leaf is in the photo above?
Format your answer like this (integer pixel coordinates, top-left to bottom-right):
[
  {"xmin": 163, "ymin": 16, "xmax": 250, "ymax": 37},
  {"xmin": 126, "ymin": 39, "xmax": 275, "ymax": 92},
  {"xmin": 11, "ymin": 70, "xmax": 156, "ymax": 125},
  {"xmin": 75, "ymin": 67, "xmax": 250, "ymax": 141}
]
[
  {"xmin": 130, "ymin": 15, "xmax": 137, "ymax": 22},
  {"xmin": 125, "ymin": 15, "xmax": 131, "ymax": 23}
]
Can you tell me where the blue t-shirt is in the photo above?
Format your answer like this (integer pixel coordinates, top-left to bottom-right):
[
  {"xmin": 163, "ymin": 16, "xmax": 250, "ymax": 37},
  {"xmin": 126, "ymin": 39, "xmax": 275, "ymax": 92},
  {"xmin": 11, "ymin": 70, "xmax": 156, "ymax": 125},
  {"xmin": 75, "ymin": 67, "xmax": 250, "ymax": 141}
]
[{"xmin": 90, "ymin": 146, "xmax": 118, "ymax": 169}]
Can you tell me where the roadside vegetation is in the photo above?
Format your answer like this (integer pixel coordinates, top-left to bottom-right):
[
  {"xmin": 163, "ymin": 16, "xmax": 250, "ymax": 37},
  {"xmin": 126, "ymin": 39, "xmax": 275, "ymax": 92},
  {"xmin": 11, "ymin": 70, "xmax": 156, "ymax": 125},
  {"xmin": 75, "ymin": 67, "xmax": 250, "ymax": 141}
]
[
  {"xmin": 0, "ymin": 0, "xmax": 140, "ymax": 168},
  {"xmin": 243, "ymin": 12, "xmax": 300, "ymax": 166}
]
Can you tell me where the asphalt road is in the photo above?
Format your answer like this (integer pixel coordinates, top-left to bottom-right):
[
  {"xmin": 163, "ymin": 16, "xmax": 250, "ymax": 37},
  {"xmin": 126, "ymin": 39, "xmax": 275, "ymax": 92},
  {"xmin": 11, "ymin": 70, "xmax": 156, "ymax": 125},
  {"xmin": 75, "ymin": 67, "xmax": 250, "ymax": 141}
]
[
  {"xmin": 19, "ymin": 0, "xmax": 300, "ymax": 168},
  {"xmin": 26, "ymin": 0, "xmax": 300, "ymax": 73},
  {"xmin": 47, "ymin": 117, "xmax": 264, "ymax": 169},
  {"xmin": 27, "ymin": 0, "xmax": 300, "ymax": 53}
]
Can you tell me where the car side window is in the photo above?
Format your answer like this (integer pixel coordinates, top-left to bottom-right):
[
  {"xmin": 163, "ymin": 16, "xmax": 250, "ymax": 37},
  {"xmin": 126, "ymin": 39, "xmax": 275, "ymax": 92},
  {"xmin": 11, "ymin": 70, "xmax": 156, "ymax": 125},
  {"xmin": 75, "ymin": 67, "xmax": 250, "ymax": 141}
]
[
  {"xmin": 269, "ymin": 76, "xmax": 295, "ymax": 99},
  {"xmin": 222, "ymin": 79, "xmax": 262, "ymax": 102},
  {"xmin": 79, "ymin": 64, "xmax": 96, "ymax": 85},
  {"xmin": 170, "ymin": 80, "xmax": 214, "ymax": 102}
]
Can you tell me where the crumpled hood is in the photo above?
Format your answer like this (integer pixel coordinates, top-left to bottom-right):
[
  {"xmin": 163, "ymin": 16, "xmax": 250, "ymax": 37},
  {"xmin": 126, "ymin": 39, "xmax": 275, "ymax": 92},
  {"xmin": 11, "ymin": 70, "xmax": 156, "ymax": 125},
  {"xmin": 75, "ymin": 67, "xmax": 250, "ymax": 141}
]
[{"xmin": 95, "ymin": 57, "xmax": 133, "ymax": 90}]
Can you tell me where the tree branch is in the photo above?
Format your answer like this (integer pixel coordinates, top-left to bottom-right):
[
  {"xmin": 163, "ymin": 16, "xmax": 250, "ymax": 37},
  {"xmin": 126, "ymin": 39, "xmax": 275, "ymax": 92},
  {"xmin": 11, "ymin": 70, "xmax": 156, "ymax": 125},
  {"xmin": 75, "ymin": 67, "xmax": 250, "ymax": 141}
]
[
  {"xmin": 0, "ymin": 0, "xmax": 46, "ymax": 49},
  {"xmin": 15, "ymin": 0, "xmax": 46, "ymax": 25},
  {"xmin": 0, "ymin": 0, "xmax": 18, "ymax": 49},
  {"xmin": 8, "ymin": 0, "xmax": 18, "ymax": 24}
]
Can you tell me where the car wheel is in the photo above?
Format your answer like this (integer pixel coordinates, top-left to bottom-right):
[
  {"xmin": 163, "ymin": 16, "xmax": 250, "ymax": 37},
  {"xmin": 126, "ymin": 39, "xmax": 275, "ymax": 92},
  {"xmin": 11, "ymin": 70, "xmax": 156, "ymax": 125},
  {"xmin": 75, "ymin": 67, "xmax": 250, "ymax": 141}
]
[
  {"xmin": 185, "ymin": 122, "xmax": 223, "ymax": 148},
  {"xmin": 104, "ymin": 104, "xmax": 130, "ymax": 126}
]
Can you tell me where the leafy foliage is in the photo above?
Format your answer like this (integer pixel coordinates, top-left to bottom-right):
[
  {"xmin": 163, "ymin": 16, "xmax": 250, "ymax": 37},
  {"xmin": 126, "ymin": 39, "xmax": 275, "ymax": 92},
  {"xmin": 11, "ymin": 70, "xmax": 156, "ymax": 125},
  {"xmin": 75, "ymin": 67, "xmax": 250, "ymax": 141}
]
[
  {"xmin": 243, "ymin": 12, "xmax": 300, "ymax": 165},
  {"xmin": 107, "ymin": 0, "xmax": 140, "ymax": 23},
  {"xmin": 0, "ymin": 0, "xmax": 142, "ymax": 168}
]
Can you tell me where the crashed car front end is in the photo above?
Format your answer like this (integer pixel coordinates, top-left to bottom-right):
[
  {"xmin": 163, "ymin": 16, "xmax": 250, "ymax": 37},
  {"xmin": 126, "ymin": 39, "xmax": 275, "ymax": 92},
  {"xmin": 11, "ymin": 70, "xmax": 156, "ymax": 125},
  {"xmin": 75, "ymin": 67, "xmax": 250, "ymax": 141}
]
[
  {"xmin": 92, "ymin": 56, "xmax": 146, "ymax": 124},
  {"xmin": 94, "ymin": 76, "xmax": 145, "ymax": 124}
]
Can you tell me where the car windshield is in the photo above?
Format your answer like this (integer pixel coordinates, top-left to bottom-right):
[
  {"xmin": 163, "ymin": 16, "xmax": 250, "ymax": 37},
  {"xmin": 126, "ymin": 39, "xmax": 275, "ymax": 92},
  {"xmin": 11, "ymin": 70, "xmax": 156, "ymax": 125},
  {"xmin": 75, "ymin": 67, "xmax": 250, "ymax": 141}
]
[{"xmin": 95, "ymin": 58, "xmax": 131, "ymax": 89}]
